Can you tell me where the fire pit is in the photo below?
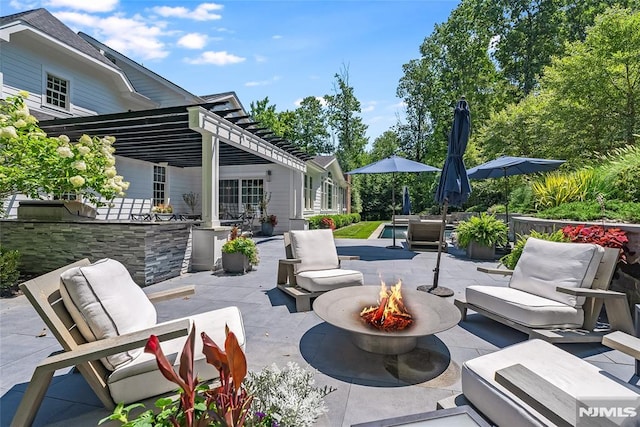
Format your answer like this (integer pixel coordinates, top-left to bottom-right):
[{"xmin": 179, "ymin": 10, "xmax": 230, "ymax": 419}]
[{"xmin": 313, "ymin": 285, "xmax": 461, "ymax": 355}]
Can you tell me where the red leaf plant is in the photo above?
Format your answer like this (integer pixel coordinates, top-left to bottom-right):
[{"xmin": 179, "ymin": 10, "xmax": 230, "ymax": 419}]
[
  {"xmin": 144, "ymin": 324, "xmax": 252, "ymax": 427},
  {"xmin": 562, "ymin": 225, "xmax": 630, "ymax": 263}
]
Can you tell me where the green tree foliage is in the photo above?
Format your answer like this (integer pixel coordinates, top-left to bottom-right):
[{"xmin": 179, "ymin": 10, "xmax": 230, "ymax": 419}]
[
  {"xmin": 249, "ymin": 97, "xmax": 293, "ymax": 139},
  {"xmin": 292, "ymin": 96, "xmax": 332, "ymax": 155}
]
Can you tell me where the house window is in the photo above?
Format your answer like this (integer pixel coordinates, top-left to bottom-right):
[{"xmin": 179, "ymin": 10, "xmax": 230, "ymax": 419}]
[
  {"xmin": 46, "ymin": 73, "xmax": 69, "ymax": 109},
  {"xmin": 241, "ymin": 179, "xmax": 264, "ymax": 213},
  {"xmin": 304, "ymin": 175, "xmax": 313, "ymax": 210},
  {"xmin": 153, "ymin": 165, "xmax": 166, "ymax": 206},
  {"xmin": 219, "ymin": 179, "xmax": 239, "ymax": 218},
  {"xmin": 323, "ymin": 172, "xmax": 333, "ymax": 210}
]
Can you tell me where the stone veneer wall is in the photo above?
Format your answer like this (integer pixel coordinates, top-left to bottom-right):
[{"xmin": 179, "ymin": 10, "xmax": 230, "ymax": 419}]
[
  {"xmin": 0, "ymin": 220, "xmax": 196, "ymax": 286},
  {"xmin": 513, "ymin": 216, "xmax": 640, "ymax": 307}
]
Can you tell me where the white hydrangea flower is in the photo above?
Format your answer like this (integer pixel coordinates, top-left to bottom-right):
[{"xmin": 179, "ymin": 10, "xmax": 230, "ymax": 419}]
[
  {"xmin": 69, "ymin": 175, "xmax": 85, "ymax": 187},
  {"xmin": 79, "ymin": 134, "xmax": 92, "ymax": 145},
  {"xmin": 1, "ymin": 126, "xmax": 18, "ymax": 138},
  {"xmin": 16, "ymin": 105, "xmax": 30, "ymax": 118},
  {"xmin": 26, "ymin": 115, "xmax": 38, "ymax": 124},
  {"xmin": 58, "ymin": 135, "xmax": 70, "ymax": 144},
  {"xmin": 77, "ymin": 145, "xmax": 91, "ymax": 156},
  {"xmin": 105, "ymin": 157, "xmax": 116, "ymax": 167},
  {"xmin": 56, "ymin": 146, "xmax": 73, "ymax": 158},
  {"xmin": 14, "ymin": 119, "xmax": 27, "ymax": 128},
  {"xmin": 120, "ymin": 181, "xmax": 130, "ymax": 190},
  {"xmin": 105, "ymin": 136, "xmax": 116, "ymax": 144},
  {"xmin": 105, "ymin": 167, "xmax": 117, "ymax": 178},
  {"xmin": 72, "ymin": 160, "xmax": 87, "ymax": 171}
]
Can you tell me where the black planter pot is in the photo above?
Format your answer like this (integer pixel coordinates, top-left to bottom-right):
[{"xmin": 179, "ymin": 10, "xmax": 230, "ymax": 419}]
[{"xmin": 261, "ymin": 222, "xmax": 274, "ymax": 236}]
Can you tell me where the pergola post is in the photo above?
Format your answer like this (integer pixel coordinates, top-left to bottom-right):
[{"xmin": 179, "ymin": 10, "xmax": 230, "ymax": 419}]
[{"xmin": 200, "ymin": 132, "xmax": 220, "ymax": 227}]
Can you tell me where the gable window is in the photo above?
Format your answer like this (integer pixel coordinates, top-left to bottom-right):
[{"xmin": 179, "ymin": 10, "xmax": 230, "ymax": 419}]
[
  {"xmin": 153, "ymin": 165, "xmax": 166, "ymax": 207},
  {"xmin": 46, "ymin": 73, "xmax": 69, "ymax": 110}
]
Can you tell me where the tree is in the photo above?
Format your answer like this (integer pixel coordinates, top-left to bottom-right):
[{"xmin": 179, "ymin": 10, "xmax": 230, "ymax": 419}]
[
  {"xmin": 292, "ymin": 96, "xmax": 332, "ymax": 155},
  {"xmin": 249, "ymin": 97, "xmax": 293, "ymax": 139},
  {"xmin": 324, "ymin": 65, "xmax": 368, "ymax": 173}
]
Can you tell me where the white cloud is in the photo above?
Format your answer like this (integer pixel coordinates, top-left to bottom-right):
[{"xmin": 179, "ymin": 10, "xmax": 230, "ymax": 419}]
[
  {"xmin": 186, "ymin": 51, "xmax": 245, "ymax": 65},
  {"xmin": 152, "ymin": 3, "xmax": 223, "ymax": 21},
  {"xmin": 55, "ymin": 11, "xmax": 169, "ymax": 60},
  {"xmin": 254, "ymin": 54, "xmax": 267, "ymax": 63},
  {"xmin": 362, "ymin": 101, "xmax": 377, "ymax": 113},
  {"xmin": 10, "ymin": 0, "xmax": 39, "ymax": 9},
  {"xmin": 177, "ymin": 33, "xmax": 208, "ymax": 50},
  {"xmin": 245, "ymin": 76, "xmax": 280, "ymax": 87},
  {"xmin": 391, "ymin": 101, "xmax": 406, "ymax": 109},
  {"xmin": 272, "ymin": 35, "xmax": 282, "ymax": 40},
  {"xmin": 45, "ymin": 0, "xmax": 118, "ymax": 13}
]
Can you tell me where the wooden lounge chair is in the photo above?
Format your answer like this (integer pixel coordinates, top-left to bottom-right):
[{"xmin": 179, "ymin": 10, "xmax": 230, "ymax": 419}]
[
  {"xmin": 406, "ymin": 219, "xmax": 447, "ymax": 251},
  {"xmin": 277, "ymin": 229, "xmax": 363, "ymax": 312},
  {"xmin": 437, "ymin": 331, "xmax": 640, "ymax": 427},
  {"xmin": 12, "ymin": 258, "xmax": 245, "ymax": 427},
  {"xmin": 455, "ymin": 238, "xmax": 633, "ymax": 343}
]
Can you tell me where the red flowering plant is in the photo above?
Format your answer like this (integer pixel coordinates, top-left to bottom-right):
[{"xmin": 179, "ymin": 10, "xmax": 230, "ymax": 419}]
[
  {"xmin": 319, "ymin": 217, "xmax": 336, "ymax": 230},
  {"xmin": 562, "ymin": 225, "xmax": 630, "ymax": 263},
  {"xmin": 100, "ymin": 325, "xmax": 257, "ymax": 427}
]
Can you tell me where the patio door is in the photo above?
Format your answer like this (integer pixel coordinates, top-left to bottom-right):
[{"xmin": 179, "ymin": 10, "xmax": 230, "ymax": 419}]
[{"xmin": 219, "ymin": 179, "xmax": 264, "ymax": 219}]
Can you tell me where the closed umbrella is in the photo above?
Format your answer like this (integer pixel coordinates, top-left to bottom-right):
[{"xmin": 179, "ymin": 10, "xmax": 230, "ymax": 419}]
[
  {"xmin": 347, "ymin": 155, "xmax": 439, "ymax": 249},
  {"xmin": 467, "ymin": 156, "xmax": 565, "ymax": 225},
  {"xmin": 401, "ymin": 186, "xmax": 411, "ymax": 215},
  {"xmin": 423, "ymin": 98, "xmax": 472, "ymax": 297}
]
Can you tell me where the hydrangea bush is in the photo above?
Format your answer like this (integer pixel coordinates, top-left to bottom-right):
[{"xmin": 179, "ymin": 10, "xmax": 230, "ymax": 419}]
[{"xmin": 0, "ymin": 92, "xmax": 129, "ymax": 206}]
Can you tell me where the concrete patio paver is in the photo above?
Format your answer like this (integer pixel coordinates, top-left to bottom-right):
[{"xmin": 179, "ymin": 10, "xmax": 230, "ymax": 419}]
[{"xmin": 0, "ymin": 236, "xmax": 636, "ymax": 426}]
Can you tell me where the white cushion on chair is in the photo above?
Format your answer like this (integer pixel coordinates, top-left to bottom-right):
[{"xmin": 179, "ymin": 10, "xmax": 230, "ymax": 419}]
[
  {"xmin": 509, "ymin": 238, "xmax": 604, "ymax": 307},
  {"xmin": 296, "ymin": 269, "xmax": 364, "ymax": 292},
  {"xmin": 289, "ymin": 229, "xmax": 340, "ymax": 272},
  {"xmin": 108, "ymin": 306, "xmax": 245, "ymax": 404},
  {"xmin": 60, "ymin": 258, "xmax": 157, "ymax": 370},
  {"xmin": 466, "ymin": 285, "xmax": 583, "ymax": 328},
  {"xmin": 462, "ymin": 339, "xmax": 639, "ymax": 427}
]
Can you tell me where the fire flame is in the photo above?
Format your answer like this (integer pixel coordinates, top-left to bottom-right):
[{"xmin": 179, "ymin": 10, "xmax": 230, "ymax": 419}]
[{"xmin": 360, "ymin": 280, "xmax": 413, "ymax": 331}]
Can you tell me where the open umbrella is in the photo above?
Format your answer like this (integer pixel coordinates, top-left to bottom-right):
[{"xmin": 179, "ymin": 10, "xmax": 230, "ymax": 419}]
[
  {"xmin": 466, "ymin": 156, "xmax": 565, "ymax": 224},
  {"xmin": 347, "ymin": 155, "xmax": 439, "ymax": 249},
  {"xmin": 401, "ymin": 186, "xmax": 411, "ymax": 215},
  {"xmin": 425, "ymin": 98, "xmax": 472, "ymax": 297}
]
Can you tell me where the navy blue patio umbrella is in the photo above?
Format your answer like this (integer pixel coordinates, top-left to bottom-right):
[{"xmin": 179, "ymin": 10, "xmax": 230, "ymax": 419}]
[
  {"xmin": 425, "ymin": 98, "xmax": 472, "ymax": 297},
  {"xmin": 467, "ymin": 156, "xmax": 565, "ymax": 224},
  {"xmin": 347, "ymin": 155, "xmax": 439, "ymax": 249},
  {"xmin": 401, "ymin": 186, "xmax": 411, "ymax": 215}
]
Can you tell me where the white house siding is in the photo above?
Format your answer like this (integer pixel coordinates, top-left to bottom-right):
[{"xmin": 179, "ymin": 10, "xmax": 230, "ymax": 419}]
[
  {"xmin": 168, "ymin": 167, "xmax": 201, "ymax": 215},
  {"xmin": 109, "ymin": 59, "xmax": 196, "ymax": 107},
  {"xmin": 1, "ymin": 33, "xmax": 137, "ymax": 117}
]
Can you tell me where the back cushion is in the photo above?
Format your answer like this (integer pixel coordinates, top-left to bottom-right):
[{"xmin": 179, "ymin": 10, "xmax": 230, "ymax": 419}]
[
  {"xmin": 509, "ymin": 238, "xmax": 605, "ymax": 307},
  {"xmin": 60, "ymin": 258, "xmax": 157, "ymax": 370},
  {"xmin": 290, "ymin": 229, "xmax": 340, "ymax": 273}
]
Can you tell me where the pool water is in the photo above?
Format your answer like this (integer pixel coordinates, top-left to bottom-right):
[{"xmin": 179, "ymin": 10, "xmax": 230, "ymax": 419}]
[{"xmin": 378, "ymin": 224, "xmax": 456, "ymax": 240}]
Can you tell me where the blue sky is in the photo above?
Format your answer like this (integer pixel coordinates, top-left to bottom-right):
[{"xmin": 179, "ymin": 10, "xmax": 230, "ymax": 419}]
[{"xmin": 8, "ymin": 0, "xmax": 460, "ymax": 143}]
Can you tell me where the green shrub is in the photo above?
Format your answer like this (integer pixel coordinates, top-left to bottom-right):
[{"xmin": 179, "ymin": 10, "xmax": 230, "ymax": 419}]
[
  {"xmin": 532, "ymin": 169, "xmax": 596, "ymax": 209},
  {"xmin": 499, "ymin": 230, "xmax": 568, "ymax": 269},
  {"xmin": 221, "ymin": 233, "xmax": 259, "ymax": 265},
  {"xmin": 308, "ymin": 213, "xmax": 360, "ymax": 230},
  {"xmin": 599, "ymin": 145, "xmax": 640, "ymax": 202},
  {"xmin": 0, "ymin": 247, "xmax": 21, "ymax": 293},
  {"xmin": 456, "ymin": 213, "xmax": 509, "ymax": 248},
  {"xmin": 535, "ymin": 200, "xmax": 640, "ymax": 222},
  {"xmin": 509, "ymin": 184, "xmax": 535, "ymax": 213}
]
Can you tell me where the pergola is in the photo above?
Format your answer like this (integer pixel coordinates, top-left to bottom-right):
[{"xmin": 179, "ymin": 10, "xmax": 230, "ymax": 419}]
[{"xmin": 39, "ymin": 103, "xmax": 311, "ymax": 226}]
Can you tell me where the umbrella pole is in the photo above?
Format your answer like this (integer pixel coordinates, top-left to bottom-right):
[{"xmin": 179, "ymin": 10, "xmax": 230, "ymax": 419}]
[
  {"xmin": 418, "ymin": 198, "xmax": 454, "ymax": 297},
  {"xmin": 387, "ymin": 173, "xmax": 402, "ymax": 249}
]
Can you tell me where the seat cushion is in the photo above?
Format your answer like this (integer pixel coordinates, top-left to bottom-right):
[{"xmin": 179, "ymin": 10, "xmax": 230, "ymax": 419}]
[
  {"xmin": 462, "ymin": 339, "xmax": 639, "ymax": 427},
  {"xmin": 289, "ymin": 229, "xmax": 340, "ymax": 273},
  {"xmin": 296, "ymin": 269, "xmax": 363, "ymax": 292},
  {"xmin": 509, "ymin": 238, "xmax": 605, "ymax": 307},
  {"xmin": 466, "ymin": 285, "xmax": 583, "ymax": 328},
  {"xmin": 60, "ymin": 258, "xmax": 157, "ymax": 370},
  {"xmin": 108, "ymin": 306, "xmax": 245, "ymax": 404}
]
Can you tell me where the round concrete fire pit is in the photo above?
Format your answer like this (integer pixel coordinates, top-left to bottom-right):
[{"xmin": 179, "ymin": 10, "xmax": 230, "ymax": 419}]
[{"xmin": 313, "ymin": 286, "xmax": 461, "ymax": 355}]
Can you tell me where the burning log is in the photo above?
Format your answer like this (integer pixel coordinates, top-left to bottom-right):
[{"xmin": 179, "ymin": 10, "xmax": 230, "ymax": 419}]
[{"xmin": 360, "ymin": 280, "xmax": 413, "ymax": 331}]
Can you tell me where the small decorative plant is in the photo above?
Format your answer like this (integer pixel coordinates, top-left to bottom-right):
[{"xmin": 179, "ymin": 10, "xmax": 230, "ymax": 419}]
[
  {"xmin": 0, "ymin": 246, "xmax": 21, "ymax": 297},
  {"xmin": 456, "ymin": 213, "xmax": 508, "ymax": 249},
  {"xmin": 562, "ymin": 224, "xmax": 629, "ymax": 263},
  {"xmin": 0, "ymin": 92, "xmax": 129, "ymax": 206},
  {"xmin": 245, "ymin": 362, "xmax": 335, "ymax": 427},
  {"xmin": 319, "ymin": 217, "xmax": 336, "ymax": 230},
  {"xmin": 262, "ymin": 214, "xmax": 277, "ymax": 227},
  {"xmin": 152, "ymin": 204, "xmax": 173, "ymax": 214},
  {"xmin": 182, "ymin": 192, "xmax": 200, "ymax": 214},
  {"xmin": 222, "ymin": 227, "xmax": 259, "ymax": 265},
  {"xmin": 258, "ymin": 193, "xmax": 272, "ymax": 224}
]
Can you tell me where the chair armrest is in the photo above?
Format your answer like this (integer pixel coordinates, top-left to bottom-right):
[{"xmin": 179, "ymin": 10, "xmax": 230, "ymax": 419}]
[
  {"xmin": 279, "ymin": 258, "xmax": 302, "ymax": 265},
  {"xmin": 147, "ymin": 285, "xmax": 195, "ymax": 303},
  {"xmin": 555, "ymin": 287, "xmax": 627, "ymax": 299},
  {"xmin": 495, "ymin": 364, "xmax": 575, "ymax": 427},
  {"xmin": 477, "ymin": 266, "xmax": 513, "ymax": 276},
  {"xmin": 603, "ymin": 331, "xmax": 640, "ymax": 360},
  {"xmin": 36, "ymin": 319, "xmax": 191, "ymax": 372},
  {"xmin": 338, "ymin": 255, "xmax": 360, "ymax": 261}
]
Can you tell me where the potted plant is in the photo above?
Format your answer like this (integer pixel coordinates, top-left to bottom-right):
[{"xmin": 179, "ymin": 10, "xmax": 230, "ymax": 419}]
[
  {"xmin": 1, "ymin": 92, "xmax": 129, "ymax": 219},
  {"xmin": 258, "ymin": 192, "xmax": 276, "ymax": 236},
  {"xmin": 456, "ymin": 213, "xmax": 508, "ymax": 260},
  {"xmin": 221, "ymin": 227, "xmax": 259, "ymax": 274}
]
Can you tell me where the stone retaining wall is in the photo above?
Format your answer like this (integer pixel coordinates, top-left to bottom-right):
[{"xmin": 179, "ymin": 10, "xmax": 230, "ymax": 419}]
[{"xmin": 0, "ymin": 220, "xmax": 196, "ymax": 286}]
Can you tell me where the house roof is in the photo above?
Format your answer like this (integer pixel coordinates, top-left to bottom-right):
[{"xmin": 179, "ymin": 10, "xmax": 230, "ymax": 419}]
[
  {"xmin": 312, "ymin": 155, "xmax": 337, "ymax": 169},
  {"xmin": 0, "ymin": 9, "xmax": 120, "ymax": 71},
  {"xmin": 38, "ymin": 103, "xmax": 313, "ymax": 168}
]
